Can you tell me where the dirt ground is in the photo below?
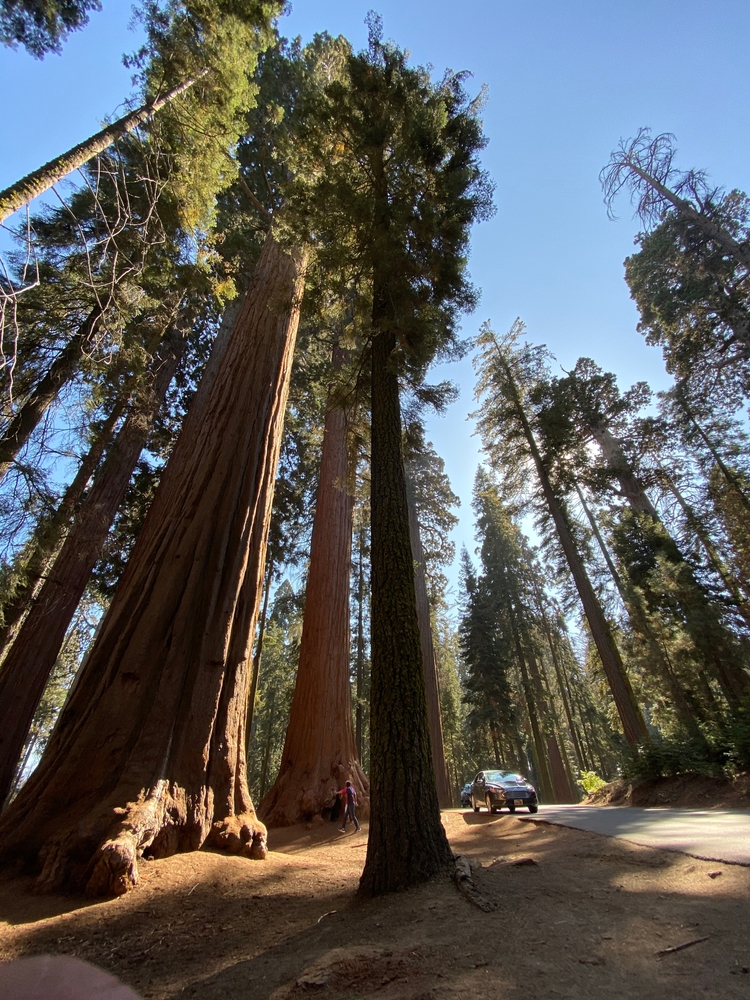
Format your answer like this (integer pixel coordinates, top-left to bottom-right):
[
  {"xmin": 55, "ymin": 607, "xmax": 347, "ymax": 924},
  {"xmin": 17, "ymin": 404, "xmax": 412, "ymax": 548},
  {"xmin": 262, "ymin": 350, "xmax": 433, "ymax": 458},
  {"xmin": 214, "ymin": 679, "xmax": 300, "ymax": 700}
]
[{"xmin": 1, "ymin": 808, "xmax": 749, "ymax": 999}]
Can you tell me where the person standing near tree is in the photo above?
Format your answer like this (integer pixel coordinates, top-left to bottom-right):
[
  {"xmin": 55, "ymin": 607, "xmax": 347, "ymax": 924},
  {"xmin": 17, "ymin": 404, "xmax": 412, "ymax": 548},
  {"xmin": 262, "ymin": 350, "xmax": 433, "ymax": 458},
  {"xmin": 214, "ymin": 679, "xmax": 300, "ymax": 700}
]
[{"xmin": 337, "ymin": 780, "xmax": 360, "ymax": 833}]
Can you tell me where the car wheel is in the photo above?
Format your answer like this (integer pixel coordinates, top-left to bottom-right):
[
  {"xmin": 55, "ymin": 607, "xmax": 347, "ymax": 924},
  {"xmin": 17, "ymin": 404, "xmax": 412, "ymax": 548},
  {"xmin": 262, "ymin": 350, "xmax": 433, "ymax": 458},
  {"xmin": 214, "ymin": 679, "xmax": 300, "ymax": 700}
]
[
  {"xmin": 528, "ymin": 805, "xmax": 538, "ymax": 814},
  {"xmin": 507, "ymin": 803, "xmax": 515, "ymax": 813}
]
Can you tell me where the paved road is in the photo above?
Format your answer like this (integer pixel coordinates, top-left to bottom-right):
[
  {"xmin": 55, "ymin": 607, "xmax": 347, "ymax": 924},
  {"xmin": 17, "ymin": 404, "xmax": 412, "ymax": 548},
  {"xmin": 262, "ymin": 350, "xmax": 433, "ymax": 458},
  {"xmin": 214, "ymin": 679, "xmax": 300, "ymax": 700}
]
[{"xmin": 517, "ymin": 804, "xmax": 750, "ymax": 865}]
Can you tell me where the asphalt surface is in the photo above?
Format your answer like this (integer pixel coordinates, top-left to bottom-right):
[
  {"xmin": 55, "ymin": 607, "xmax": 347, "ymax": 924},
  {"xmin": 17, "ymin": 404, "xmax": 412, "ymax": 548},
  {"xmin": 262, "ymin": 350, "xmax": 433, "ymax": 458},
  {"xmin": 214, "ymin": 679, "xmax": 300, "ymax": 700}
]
[{"xmin": 516, "ymin": 804, "xmax": 750, "ymax": 865}]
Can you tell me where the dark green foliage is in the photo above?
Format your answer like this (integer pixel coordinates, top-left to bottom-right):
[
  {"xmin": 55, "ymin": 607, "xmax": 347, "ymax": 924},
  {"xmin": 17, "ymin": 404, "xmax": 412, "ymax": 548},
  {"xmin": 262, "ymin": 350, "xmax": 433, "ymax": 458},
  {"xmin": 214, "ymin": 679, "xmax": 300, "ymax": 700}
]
[
  {"xmin": 625, "ymin": 196, "xmax": 750, "ymax": 404},
  {"xmin": 459, "ymin": 528, "xmax": 519, "ymax": 751},
  {"xmin": 625, "ymin": 700, "xmax": 750, "ymax": 779},
  {"xmin": 0, "ymin": 0, "xmax": 99, "ymax": 56}
]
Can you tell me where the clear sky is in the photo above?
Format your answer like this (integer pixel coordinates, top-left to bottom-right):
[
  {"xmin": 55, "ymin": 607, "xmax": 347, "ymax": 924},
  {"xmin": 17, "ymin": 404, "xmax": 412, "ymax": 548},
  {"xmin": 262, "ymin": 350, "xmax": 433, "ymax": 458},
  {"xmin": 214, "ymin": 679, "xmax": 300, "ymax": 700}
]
[{"xmin": 2, "ymin": 1, "xmax": 750, "ymax": 599}]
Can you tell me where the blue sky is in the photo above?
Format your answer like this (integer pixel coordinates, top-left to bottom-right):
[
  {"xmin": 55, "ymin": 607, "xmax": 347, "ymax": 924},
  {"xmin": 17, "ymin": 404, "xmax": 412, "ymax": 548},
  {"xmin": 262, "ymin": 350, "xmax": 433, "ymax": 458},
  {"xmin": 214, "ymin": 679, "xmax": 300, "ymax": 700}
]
[{"xmin": 2, "ymin": 1, "xmax": 750, "ymax": 598}]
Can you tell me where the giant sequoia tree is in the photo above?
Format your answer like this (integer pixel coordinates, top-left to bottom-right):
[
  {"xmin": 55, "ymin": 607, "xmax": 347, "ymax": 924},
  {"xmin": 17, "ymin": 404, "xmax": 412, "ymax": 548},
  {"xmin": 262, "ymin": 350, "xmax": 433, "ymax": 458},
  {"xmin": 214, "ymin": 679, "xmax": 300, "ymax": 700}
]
[
  {"xmin": 0, "ymin": 233, "xmax": 306, "ymax": 895},
  {"xmin": 260, "ymin": 343, "xmax": 370, "ymax": 826}
]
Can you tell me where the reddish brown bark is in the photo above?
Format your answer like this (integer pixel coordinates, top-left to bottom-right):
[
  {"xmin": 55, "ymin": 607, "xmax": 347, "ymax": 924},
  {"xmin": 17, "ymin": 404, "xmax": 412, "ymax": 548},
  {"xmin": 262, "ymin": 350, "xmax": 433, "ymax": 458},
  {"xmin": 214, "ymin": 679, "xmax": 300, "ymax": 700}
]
[
  {"xmin": 0, "ymin": 321, "xmax": 188, "ymax": 808},
  {"xmin": 406, "ymin": 491, "xmax": 452, "ymax": 808},
  {"xmin": 0, "ymin": 234, "xmax": 306, "ymax": 895},
  {"xmin": 546, "ymin": 735, "xmax": 577, "ymax": 803},
  {"xmin": 260, "ymin": 352, "xmax": 368, "ymax": 826}
]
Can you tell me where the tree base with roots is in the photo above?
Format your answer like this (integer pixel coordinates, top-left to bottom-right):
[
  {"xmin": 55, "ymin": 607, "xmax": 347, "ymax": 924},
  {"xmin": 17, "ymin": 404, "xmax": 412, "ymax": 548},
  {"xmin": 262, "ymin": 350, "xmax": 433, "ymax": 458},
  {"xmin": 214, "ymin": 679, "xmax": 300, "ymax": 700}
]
[
  {"xmin": 8, "ymin": 780, "xmax": 269, "ymax": 898},
  {"xmin": 0, "ymin": 234, "xmax": 304, "ymax": 897},
  {"xmin": 260, "ymin": 759, "xmax": 369, "ymax": 828}
]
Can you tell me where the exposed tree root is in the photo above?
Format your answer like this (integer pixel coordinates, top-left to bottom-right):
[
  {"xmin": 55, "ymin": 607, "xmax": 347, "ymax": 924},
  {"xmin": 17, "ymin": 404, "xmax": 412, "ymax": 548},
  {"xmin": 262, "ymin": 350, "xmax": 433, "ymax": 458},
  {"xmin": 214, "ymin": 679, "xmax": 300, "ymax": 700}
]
[
  {"xmin": 452, "ymin": 854, "xmax": 500, "ymax": 912},
  {"xmin": 29, "ymin": 794, "xmax": 269, "ymax": 897}
]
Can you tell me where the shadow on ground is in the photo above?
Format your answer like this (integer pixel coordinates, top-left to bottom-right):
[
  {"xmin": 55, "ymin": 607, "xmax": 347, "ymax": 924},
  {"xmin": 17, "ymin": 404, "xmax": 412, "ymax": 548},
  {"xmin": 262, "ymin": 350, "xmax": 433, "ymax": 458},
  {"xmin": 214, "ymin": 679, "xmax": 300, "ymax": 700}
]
[{"xmin": 1, "ymin": 812, "xmax": 749, "ymax": 999}]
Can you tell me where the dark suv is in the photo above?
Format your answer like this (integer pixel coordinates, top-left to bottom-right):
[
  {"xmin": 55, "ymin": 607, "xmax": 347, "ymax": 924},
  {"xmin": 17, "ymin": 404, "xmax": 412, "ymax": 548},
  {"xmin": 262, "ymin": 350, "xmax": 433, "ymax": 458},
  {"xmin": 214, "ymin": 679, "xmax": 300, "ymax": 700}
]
[{"xmin": 471, "ymin": 769, "xmax": 538, "ymax": 814}]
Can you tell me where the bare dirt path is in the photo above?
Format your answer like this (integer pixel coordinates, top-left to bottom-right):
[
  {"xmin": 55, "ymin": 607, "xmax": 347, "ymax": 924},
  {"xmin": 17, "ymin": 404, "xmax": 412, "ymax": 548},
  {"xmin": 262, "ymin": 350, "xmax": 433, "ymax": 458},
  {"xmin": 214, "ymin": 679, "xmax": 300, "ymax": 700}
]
[{"xmin": 1, "ymin": 809, "xmax": 749, "ymax": 999}]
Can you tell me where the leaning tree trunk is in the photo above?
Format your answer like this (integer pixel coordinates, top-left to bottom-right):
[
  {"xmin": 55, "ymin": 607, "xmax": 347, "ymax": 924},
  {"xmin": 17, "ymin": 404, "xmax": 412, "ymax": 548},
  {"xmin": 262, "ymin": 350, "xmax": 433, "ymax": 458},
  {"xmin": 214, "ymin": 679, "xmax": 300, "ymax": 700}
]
[
  {"xmin": 573, "ymin": 482, "xmax": 708, "ymax": 740},
  {"xmin": 591, "ymin": 423, "xmax": 750, "ymax": 707},
  {"xmin": 0, "ymin": 320, "xmax": 189, "ymax": 808},
  {"xmin": 259, "ymin": 348, "xmax": 369, "ymax": 826},
  {"xmin": 359, "ymin": 296, "xmax": 452, "ymax": 896},
  {"xmin": 0, "ymin": 297, "xmax": 184, "ymax": 656},
  {"xmin": 0, "ymin": 74, "xmax": 207, "ymax": 225},
  {"xmin": 0, "ymin": 398, "xmax": 122, "ymax": 658},
  {"xmin": 0, "ymin": 234, "xmax": 306, "ymax": 896},
  {"xmin": 0, "ymin": 303, "xmax": 107, "ymax": 482},
  {"xmin": 406, "ymin": 489, "xmax": 453, "ymax": 808},
  {"xmin": 500, "ymin": 362, "xmax": 648, "ymax": 746}
]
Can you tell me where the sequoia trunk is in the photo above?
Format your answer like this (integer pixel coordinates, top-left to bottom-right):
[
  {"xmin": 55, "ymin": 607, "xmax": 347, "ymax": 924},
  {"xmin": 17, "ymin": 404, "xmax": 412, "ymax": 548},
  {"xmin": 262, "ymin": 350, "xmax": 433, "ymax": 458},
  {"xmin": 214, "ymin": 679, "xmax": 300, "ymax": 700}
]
[
  {"xmin": 0, "ymin": 321, "xmax": 189, "ymax": 808},
  {"xmin": 0, "ymin": 234, "xmax": 306, "ymax": 895},
  {"xmin": 259, "ymin": 349, "xmax": 368, "ymax": 826}
]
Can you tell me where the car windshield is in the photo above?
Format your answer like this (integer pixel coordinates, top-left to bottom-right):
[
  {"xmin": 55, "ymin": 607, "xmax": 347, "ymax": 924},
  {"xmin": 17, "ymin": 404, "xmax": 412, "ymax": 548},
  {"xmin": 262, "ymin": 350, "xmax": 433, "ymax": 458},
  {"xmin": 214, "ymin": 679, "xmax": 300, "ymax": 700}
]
[{"xmin": 485, "ymin": 771, "xmax": 525, "ymax": 784}]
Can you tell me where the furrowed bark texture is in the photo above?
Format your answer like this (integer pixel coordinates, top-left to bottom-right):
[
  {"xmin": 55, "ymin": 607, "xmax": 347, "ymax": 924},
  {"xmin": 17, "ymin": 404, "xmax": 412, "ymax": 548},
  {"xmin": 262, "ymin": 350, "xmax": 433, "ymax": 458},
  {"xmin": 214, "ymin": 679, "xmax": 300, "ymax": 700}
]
[
  {"xmin": 359, "ymin": 320, "xmax": 452, "ymax": 897},
  {"xmin": 0, "ymin": 325, "xmax": 188, "ymax": 809},
  {"xmin": 406, "ymin": 491, "xmax": 452, "ymax": 808},
  {"xmin": 0, "ymin": 74, "xmax": 207, "ymax": 226},
  {"xmin": 0, "ymin": 304, "xmax": 106, "ymax": 482},
  {"xmin": 260, "ymin": 360, "xmax": 369, "ymax": 826},
  {"xmin": 0, "ymin": 235, "xmax": 306, "ymax": 896}
]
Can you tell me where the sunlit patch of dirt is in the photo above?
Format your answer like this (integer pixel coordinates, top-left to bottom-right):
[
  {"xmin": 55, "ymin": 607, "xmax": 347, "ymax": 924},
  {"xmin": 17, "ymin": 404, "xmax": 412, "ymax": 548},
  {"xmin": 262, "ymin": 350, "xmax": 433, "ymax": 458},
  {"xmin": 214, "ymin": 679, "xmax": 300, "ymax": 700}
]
[{"xmin": 1, "ymin": 810, "xmax": 750, "ymax": 999}]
